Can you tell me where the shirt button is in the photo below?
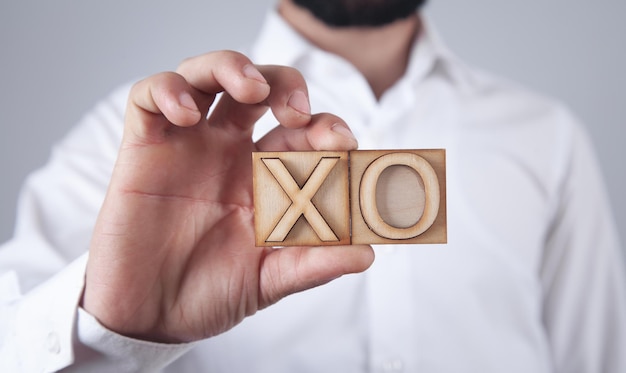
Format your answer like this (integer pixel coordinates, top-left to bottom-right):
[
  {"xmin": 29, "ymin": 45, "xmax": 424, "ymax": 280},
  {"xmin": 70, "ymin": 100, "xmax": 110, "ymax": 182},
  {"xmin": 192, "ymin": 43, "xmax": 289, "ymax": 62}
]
[
  {"xmin": 46, "ymin": 331, "xmax": 61, "ymax": 354},
  {"xmin": 382, "ymin": 358, "xmax": 404, "ymax": 372}
]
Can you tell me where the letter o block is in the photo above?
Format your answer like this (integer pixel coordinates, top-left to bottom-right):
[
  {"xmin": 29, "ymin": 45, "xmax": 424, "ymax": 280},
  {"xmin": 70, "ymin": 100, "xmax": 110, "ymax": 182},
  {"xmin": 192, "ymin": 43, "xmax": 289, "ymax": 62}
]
[{"xmin": 350, "ymin": 149, "xmax": 447, "ymax": 245}]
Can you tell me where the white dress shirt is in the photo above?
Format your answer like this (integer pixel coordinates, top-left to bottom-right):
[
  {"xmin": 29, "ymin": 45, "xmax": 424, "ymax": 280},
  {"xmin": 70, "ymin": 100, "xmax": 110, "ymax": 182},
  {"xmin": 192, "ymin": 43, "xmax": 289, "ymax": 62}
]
[{"xmin": 1, "ymin": 9, "xmax": 625, "ymax": 373}]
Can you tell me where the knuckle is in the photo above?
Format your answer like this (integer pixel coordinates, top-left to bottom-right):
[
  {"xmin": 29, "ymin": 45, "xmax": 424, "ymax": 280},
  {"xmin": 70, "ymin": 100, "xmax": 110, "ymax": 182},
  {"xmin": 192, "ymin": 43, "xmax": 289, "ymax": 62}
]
[
  {"xmin": 280, "ymin": 65, "xmax": 306, "ymax": 84},
  {"xmin": 290, "ymin": 66, "xmax": 305, "ymax": 78},
  {"xmin": 177, "ymin": 50, "xmax": 252, "ymax": 74}
]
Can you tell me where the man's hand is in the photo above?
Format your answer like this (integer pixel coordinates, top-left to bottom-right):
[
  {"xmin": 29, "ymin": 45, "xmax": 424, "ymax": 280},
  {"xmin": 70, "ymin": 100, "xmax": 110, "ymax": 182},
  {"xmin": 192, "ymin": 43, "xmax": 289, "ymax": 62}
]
[{"xmin": 82, "ymin": 51, "xmax": 374, "ymax": 343}]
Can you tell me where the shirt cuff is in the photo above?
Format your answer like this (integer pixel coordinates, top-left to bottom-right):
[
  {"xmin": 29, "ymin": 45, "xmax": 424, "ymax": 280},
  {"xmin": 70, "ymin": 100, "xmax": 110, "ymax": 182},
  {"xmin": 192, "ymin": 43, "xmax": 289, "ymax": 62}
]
[
  {"xmin": 1, "ymin": 253, "xmax": 195, "ymax": 372},
  {"xmin": 75, "ymin": 307, "xmax": 195, "ymax": 371},
  {"xmin": 1, "ymin": 253, "xmax": 87, "ymax": 372}
]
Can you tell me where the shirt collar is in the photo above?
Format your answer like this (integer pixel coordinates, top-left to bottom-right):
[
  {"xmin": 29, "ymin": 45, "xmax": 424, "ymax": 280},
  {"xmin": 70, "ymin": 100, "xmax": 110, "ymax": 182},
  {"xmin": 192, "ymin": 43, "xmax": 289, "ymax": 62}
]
[
  {"xmin": 249, "ymin": 9, "xmax": 313, "ymax": 67},
  {"xmin": 404, "ymin": 17, "xmax": 454, "ymax": 86},
  {"xmin": 249, "ymin": 8, "xmax": 463, "ymax": 94}
]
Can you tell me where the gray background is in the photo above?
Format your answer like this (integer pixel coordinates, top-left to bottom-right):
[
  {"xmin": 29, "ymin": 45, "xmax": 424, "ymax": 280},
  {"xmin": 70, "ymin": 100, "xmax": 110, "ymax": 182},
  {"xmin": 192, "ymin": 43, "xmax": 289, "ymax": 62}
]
[{"xmin": 1, "ymin": 1, "xmax": 624, "ymax": 255}]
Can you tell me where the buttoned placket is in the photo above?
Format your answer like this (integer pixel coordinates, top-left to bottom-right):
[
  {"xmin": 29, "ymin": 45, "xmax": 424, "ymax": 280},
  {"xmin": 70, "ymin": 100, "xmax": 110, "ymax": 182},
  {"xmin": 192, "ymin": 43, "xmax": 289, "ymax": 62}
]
[
  {"xmin": 255, "ymin": 15, "xmax": 447, "ymax": 371},
  {"xmin": 365, "ymin": 245, "xmax": 417, "ymax": 373}
]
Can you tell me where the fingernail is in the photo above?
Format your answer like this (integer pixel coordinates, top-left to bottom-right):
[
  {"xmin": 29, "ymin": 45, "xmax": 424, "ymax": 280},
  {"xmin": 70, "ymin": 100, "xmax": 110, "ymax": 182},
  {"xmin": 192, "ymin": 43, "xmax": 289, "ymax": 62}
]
[
  {"xmin": 179, "ymin": 91, "xmax": 197, "ymax": 112},
  {"xmin": 287, "ymin": 90, "xmax": 311, "ymax": 115},
  {"xmin": 331, "ymin": 123, "xmax": 357, "ymax": 143},
  {"xmin": 243, "ymin": 64, "xmax": 267, "ymax": 84}
]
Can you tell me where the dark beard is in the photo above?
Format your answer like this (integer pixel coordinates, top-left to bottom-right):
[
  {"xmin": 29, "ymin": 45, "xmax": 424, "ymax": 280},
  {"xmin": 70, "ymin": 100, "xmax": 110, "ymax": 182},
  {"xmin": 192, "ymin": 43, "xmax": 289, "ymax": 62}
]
[{"xmin": 292, "ymin": 0, "xmax": 427, "ymax": 27}]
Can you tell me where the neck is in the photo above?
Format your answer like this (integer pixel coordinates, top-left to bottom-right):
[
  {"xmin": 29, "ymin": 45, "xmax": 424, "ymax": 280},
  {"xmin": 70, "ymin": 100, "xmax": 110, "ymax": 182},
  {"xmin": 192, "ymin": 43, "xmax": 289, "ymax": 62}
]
[{"xmin": 278, "ymin": 0, "xmax": 421, "ymax": 99}]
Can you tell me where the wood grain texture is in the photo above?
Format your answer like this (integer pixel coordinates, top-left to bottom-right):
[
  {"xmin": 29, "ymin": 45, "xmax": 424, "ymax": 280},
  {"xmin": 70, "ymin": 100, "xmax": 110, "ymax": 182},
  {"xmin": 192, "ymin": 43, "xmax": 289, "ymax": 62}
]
[
  {"xmin": 350, "ymin": 149, "xmax": 447, "ymax": 245},
  {"xmin": 253, "ymin": 151, "xmax": 350, "ymax": 247}
]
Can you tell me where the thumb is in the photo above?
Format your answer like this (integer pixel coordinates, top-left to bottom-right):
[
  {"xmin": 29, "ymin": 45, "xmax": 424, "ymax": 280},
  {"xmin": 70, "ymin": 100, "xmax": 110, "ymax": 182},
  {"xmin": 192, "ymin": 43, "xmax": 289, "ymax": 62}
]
[{"xmin": 258, "ymin": 244, "xmax": 375, "ymax": 308}]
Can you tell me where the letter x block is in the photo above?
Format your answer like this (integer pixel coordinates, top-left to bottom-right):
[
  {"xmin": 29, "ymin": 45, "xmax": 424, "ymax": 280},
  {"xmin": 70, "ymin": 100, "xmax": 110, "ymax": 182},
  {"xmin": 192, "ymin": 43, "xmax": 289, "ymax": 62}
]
[
  {"xmin": 253, "ymin": 150, "xmax": 446, "ymax": 246},
  {"xmin": 252, "ymin": 151, "xmax": 351, "ymax": 247}
]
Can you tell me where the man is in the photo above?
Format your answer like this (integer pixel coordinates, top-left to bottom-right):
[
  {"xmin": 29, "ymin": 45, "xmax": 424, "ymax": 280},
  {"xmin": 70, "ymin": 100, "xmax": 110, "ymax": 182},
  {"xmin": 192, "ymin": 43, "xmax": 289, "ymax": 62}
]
[{"xmin": 1, "ymin": 0, "xmax": 624, "ymax": 371}]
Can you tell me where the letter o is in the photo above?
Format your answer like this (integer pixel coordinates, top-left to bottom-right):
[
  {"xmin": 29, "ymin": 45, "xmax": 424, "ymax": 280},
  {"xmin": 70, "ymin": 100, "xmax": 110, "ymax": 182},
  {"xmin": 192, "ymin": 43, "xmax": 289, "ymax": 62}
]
[{"xmin": 359, "ymin": 153, "xmax": 440, "ymax": 239}]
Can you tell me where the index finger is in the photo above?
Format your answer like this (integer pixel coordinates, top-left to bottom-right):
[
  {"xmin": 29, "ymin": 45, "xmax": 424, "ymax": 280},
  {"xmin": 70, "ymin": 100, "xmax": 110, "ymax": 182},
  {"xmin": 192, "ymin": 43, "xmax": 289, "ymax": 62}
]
[{"xmin": 176, "ymin": 50, "xmax": 271, "ymax": 104}]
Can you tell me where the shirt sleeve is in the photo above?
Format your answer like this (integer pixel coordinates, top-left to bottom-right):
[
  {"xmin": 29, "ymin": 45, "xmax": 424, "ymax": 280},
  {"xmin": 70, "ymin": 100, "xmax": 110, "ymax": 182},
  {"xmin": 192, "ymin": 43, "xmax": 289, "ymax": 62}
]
[
  {"xmin": 540, "ymin": 117, "xmax": 626, "ymax": 373},
  {"xmin": 0, "ymin": 84, "xmax": 195, "ymax": 372}
]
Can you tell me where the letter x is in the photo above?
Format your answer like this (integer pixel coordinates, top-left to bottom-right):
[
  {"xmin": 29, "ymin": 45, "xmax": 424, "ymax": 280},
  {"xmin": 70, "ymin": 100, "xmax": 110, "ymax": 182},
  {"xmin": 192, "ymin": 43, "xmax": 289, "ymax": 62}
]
[{"xmin": 262, "ymin": 157, "xmax": 340, "ymax": 242}]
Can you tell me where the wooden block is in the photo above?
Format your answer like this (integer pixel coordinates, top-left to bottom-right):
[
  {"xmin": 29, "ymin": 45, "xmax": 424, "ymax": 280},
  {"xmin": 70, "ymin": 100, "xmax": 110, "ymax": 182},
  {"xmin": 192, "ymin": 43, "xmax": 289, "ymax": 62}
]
[
  {"xmin": 349, "ymin": 149, "xmax": 447, "ymax": 245},
  {"xmin": 252, "ymin": 149, "xmax": 446, "ymax": 246},
  {"xmin": 253, "ymin": 151, "xmax": 350, "ymax": 247}
]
